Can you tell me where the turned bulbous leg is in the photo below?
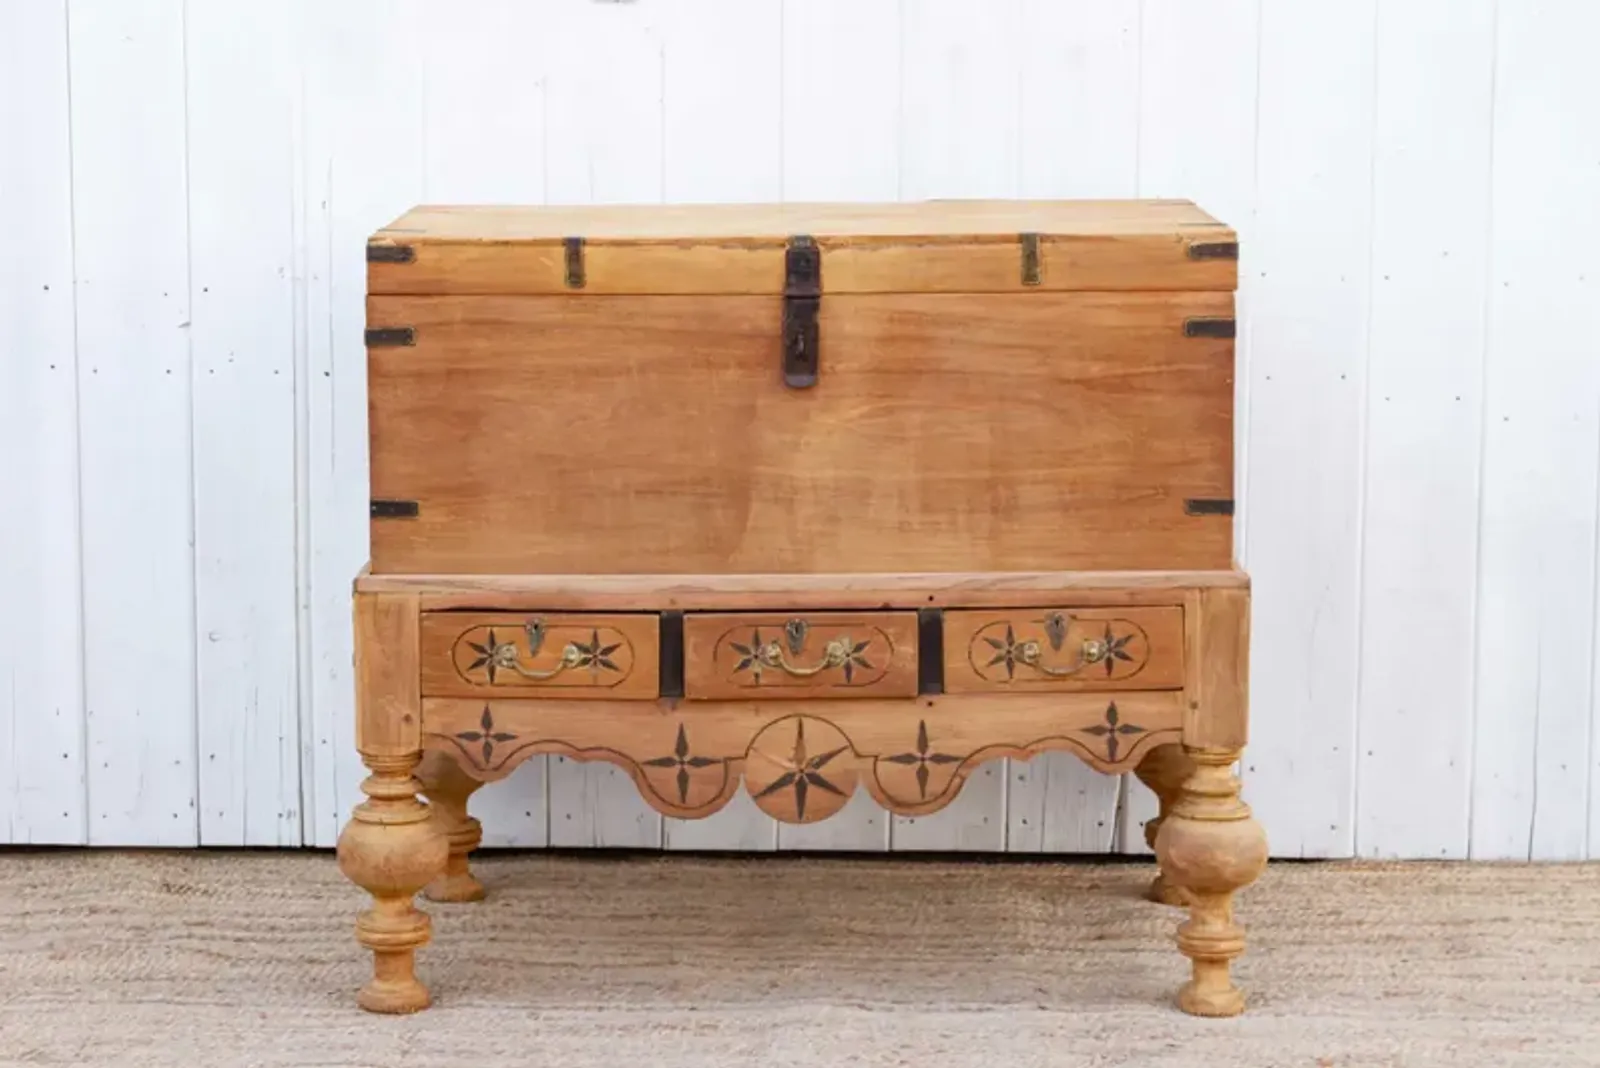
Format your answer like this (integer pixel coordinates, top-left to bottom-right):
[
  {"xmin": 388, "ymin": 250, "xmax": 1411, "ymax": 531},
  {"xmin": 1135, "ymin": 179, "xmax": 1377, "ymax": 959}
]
[
  {"xmin": 1153, "ymin": 747, "xmax": 1268, "ymax": 1018},
  {"xmin": 337, "ymin": 752, "xmax": 449, "ymax": 1014},
  {"xmin": 1133, "ymin": 743, "xmax": 1195, "ymax": 906},
  {"xmin": 418, "ymin": 751, "xmax": 486, "ymax": 903}
]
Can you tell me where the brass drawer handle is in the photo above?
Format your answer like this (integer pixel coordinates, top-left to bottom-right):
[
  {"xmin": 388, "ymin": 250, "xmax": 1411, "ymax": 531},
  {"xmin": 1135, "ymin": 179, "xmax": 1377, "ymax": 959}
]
[
  {"xmin": 1016, "ymin": 635, "xmax": 1108, "ymax": 677},
  {"xmin": 492, "ymin": 642, "xmax": 584, "ymax": 681},
  {"xmin": 994, "ymin": 611, "xmax": 1113, "ymax": 678},
  {"xmin": 481, "ymin": 619, "xmax": 618, "ymax": 682},
  {"xmin": 756, "ymin": 636, "xmax": 863, "ymax": 678},
  {"xmin": 740, "ymin": 618, "xmax": 873, "ymax": 679}
]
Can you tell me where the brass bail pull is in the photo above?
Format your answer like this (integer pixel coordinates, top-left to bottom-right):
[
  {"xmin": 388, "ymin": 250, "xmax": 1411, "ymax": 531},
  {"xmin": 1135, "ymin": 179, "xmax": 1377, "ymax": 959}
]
[{"xmin": 758, "ymin": 636, "xmax": 852, "ymax": 678}]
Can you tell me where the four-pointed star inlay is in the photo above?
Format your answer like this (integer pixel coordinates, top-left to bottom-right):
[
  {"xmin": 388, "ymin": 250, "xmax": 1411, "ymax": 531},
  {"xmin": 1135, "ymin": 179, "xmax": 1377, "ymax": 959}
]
[
  {"xmin": 642, "ymin": 724, "xmax": 722, "ymax": 805},
  {"xmin": 454, "ymin": 705, "xmax": 518, "ymax": 765},
  {"xmin": 1079, "ymin": 701, "xmax": 1147, "ymax": 762},
  {"xmin": 882, "ymin": 719, "xmax": 963, "ymax": 799}
]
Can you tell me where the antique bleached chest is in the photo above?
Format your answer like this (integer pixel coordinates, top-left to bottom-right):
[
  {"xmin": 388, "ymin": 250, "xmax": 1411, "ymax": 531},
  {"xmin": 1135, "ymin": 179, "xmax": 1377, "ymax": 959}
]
[{"xmin": 338, "ymin": 200, "xmax": 1267, "ymax": 1017}]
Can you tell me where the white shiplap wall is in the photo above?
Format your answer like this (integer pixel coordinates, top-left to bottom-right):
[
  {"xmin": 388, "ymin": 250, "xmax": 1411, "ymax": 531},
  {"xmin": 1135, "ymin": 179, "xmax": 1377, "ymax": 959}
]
[{"xmin": 3, "ymin": 0, "xmax": 1599, "ymax": 861}]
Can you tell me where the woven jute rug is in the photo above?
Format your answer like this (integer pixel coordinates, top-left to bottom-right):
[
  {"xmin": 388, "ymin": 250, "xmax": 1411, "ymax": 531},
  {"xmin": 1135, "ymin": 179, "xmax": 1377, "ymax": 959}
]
[{"xmin": 0, "ymin": 851, "xmax": 1595, "ymax": 1067}]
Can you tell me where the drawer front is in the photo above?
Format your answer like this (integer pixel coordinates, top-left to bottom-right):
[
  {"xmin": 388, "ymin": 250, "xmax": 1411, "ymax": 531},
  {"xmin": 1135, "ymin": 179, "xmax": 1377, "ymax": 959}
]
[
  {"xmin": 420, "ymin": 612, "xmax": 659, "ymax": 699},
  {"xmin": 683, "ymin": 612, "xmax": 919, "ymax": 700},
  {"xmin": 942, "ymin": 607, "xmax": 1183, "ymax": 693}
]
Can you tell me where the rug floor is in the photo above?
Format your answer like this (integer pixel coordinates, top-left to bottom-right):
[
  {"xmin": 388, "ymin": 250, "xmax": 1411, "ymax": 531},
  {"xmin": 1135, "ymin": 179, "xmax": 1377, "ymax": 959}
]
[{"xmin": 0, "ymin": 851, "xmax": 1595, "ymax": 1067}]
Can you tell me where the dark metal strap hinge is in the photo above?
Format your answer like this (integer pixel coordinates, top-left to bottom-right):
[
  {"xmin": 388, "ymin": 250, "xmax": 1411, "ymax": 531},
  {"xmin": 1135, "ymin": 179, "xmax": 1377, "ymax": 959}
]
[
  {"xmin": 1188, "ymin": 240, "xmax": 1239, "ymax": 261},
  {"xmin": 364, "ymin": 327, "xmax": 415, "ymax": 347},
  {"xmin": 783, "ymin": 235, "xmax": 821, "ymax": 388},
  {"xmin": 1184, "ymin": 498, "xmax": 1235, "ymax": 517},
  {"xmin": 370, "ymin": 499, "xmax": 420, "ymax": 519},
  {"xmin": 366, "ymin": 243, "xmax": 415, "ymax": 264},
  {"xmin": 1020, "ymin": 233, "xmax": 1042, "ymax": 286},
  {"xmin": 564, "ymin": 237, "xmax": 585, "ymax": 288},
  {"xmin": 1184, "ymin": 317, "xmax": 1236, "ymax": 339}
]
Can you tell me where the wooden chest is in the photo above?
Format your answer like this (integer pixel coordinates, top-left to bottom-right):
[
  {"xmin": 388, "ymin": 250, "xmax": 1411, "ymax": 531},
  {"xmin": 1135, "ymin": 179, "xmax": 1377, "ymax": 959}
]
[{"xmin": 339, "ymin": 200, "xmax": 1267, "ymax": 1019}]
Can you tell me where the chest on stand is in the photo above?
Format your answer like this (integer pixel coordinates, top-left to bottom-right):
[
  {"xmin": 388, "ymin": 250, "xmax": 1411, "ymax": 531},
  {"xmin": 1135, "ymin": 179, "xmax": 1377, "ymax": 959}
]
[{"xmin": 338, "ymin": 200, "xmax": 1267, "ymax": 1019}]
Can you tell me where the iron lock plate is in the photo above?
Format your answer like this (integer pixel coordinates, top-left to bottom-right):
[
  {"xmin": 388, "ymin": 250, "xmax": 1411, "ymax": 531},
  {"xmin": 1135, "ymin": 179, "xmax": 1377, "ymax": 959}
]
[{"xmin": 783, "ymin": 236, "xmax": 821, "ymax": 388}]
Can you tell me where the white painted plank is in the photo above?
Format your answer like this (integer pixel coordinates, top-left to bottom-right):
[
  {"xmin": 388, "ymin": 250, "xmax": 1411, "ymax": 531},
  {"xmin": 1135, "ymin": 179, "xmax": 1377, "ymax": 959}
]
[
  {"xmin": 1155, "ymin": 0, "xmax": 1369, "ymax": 861},
  {"xmin": 1009, "ymin": 757, "xmax": 1119, "ymax": 854},
  {"xmin": 415, "ymin": 0, "xmax": 562, "ymax": 850},
  {"xmin": 898, "ymin": 0, "xmax": 1021, "ymax": 203},
  {"xmin": 771, "ymin": 0, "xmax": 899, "ymax": 853},
  {"xmin": 420, "ymin": 0, "xmax": 547, "ymax": 203},
  {"xmin": 776, "ymin": 787, "xmax": 890, "ymax": 853},
  {"xmin": 69, "ymin": 0, "xmax": 198, "ymax": 846},
  {"xmin": 780, "ymin": 0, "xmax": 899, "ymax": 203},
  {"xmin": 544, "ymin": 1, "xmax": 665, "ymax": 208},
  {"xmin": 299, "ymin": 0, "xmax": 435, "ymax": 847},
  {"xmin": 656, "ymin": 0, "xmax": 782, "ymax": 852},
  {"xmin": 1474, "ymin": 0, "xmax": 1600, "ymax": 862},
  {"xmin": 186, "ymin": 0, "xmax": 302, "ymax": 847},
  {"xmin": 1357, "ymin": 0, "xmax": 1495, "ymax": 860},
  {"xmin": 538, "ymin": 1, "xmax": 666, "ymax": 849},
  {"xmin": 0, "ymin": 0, "xmax": 87, "ymax": 845},
  {"xmin": 1128, "ymin": 0, "xmax": 1264, "ymax": 855},
  {"xmin": 659, "ymin": 0, "xmax": 782, "ymax": 205},
  {"xmin": 1012, "ymin": 0, "xmax": 1141, "ymax": 853},
  {"xmin": 890, "ymin": 764, "xmax": 1007, "ymax": 852},
  {"xmin": 1018, "ymin": 0, "xmax": 1141, "ymax": 198}
]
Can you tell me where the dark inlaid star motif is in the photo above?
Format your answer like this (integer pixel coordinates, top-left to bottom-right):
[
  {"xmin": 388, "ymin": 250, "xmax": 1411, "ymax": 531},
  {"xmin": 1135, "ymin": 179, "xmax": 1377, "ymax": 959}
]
[
  {"xmin": 642, "ymin": 724, "xmax": 721, "ymax": 805},
  {"xmin": 730, "ymin": 627, "xmax": 768, "ymax": 681},
  {"xmin": 882, "ymin": 719, "xmax": 963, "ymax": 799},
  {"xmin": 466, "ymin": 629, "xmax": 512, "ymax": 683},
  {"xmin": 454, "ymin": 705, "xmax": 517, "ymax": 765},
  {"xmin": 569, "ymin": 628, "xmax": 622, "ymax": 677},
  {"xmin": 837, "ymin": 639, "xmax": 874, "ymax": 684},
  {"xmin": 752, "ymin": 719, "xmax": 848, "ymax": 820},
  {"xmin": 1097, "ymin": 623, "xmax": 1135, "ymax": 676},
  {"xmin": 1079, "ymin": 701, "xmax": 1147, "ymax": 762},
  {"xmin": 983, "ymin": 623, "xmax": 1028, "ymax": 680}
]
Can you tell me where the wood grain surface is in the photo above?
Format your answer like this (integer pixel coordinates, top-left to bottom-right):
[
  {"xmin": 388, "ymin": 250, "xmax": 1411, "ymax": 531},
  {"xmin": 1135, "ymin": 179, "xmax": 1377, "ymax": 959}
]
[
  {"xmin": 354, "ymin": 569, "xmax": 1248, "ymax": 610},
  {"xmin": 419, "ymin": 692, "xmax": 1183, "ymax": 819},
  {"xmin": 419, "ymin": 612, "xmax": 659, "ymax": 700},
  {"xmin": 682, "ymin": 612, "xmax": 919, "ymax": 700},
  {"xmin": 367, "ymin": 291, "xmax": 1234, "ymax": 575},
  {"xmin": 368, "ymin": 199, "xmax": 1235, "ymax": 295},
  {"xmin": 942, "ymin": 606, "xmax": 1184, "ymax": 693}
]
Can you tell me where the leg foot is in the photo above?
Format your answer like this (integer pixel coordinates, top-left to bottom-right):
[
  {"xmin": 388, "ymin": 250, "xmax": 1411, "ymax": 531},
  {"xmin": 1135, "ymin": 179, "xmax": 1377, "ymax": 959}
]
[
  {"xmin": 1154, "ymin": 747, "xmax": 1268, "ymax": 1018},
  {"xmin": 337, "ymin": 752, "xmax": 448, "ymax": 1014},
  {"xmin": 418, "ymin": 751, "xmax": 487, "ymax": 903},
  {"xmin": 1134, "ymin": 743, "xmax": 1195, "ymax": 907}
]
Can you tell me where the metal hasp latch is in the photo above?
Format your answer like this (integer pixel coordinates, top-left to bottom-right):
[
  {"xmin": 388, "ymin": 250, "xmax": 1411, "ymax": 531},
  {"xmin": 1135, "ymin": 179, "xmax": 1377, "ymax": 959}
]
[{"xmin": 783, "ymin": 235, "xmax": 821, "ymax": 388}]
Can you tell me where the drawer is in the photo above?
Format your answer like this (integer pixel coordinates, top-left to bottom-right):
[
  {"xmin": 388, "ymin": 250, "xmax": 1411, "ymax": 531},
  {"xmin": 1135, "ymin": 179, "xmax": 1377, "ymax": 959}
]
[
  {"xmin": 420, "ymin": 612, "xmax": 659, "ymax": 698},
  {"xmin": 942, "ymin": 607, "xmax": 1183, "ymax": 693},
  {"xmin": 683, "ymin": 612, "xmax": 919, "ymax": 700}
]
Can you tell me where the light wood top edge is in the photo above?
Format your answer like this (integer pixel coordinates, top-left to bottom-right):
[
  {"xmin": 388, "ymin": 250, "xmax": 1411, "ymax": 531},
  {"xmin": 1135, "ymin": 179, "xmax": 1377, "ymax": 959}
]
[
  {"xmin": 355, "ymin": 570, "xmax": 1250, "ymax": 594},
  {"xmin": 373, "ymin": 199, "xmax": 1234, "ymax": 244}
]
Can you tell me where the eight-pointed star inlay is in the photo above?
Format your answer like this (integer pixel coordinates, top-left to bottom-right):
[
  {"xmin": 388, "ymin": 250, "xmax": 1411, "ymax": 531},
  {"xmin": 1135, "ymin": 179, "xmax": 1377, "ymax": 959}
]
[{"xmin": 752, "ymin": 719, "xmax": 848, "ymax": 820}]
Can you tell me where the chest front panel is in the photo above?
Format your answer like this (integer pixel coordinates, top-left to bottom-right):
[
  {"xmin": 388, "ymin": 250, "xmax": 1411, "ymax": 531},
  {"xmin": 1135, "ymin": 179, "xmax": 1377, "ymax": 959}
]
[{"xmin": 367, "ymin": 289, "xmax": 1234, "ymax": 575}]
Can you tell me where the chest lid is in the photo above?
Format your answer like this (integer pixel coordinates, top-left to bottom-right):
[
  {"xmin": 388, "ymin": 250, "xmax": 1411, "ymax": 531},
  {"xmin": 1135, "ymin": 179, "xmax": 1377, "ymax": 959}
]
[{"xmin": 367, "ymin": 199, "xmax": 1236, "ymax": 296}]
